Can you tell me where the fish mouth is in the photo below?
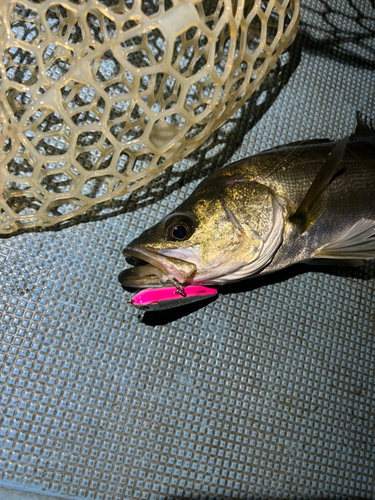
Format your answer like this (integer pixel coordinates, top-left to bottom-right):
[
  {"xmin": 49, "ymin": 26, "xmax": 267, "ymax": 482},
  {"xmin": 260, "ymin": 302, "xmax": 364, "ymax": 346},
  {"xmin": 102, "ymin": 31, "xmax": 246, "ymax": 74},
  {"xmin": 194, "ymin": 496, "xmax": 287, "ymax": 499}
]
[{"xmin": 118, "ymin": 246, "xmax": 197, "ymax": 289}]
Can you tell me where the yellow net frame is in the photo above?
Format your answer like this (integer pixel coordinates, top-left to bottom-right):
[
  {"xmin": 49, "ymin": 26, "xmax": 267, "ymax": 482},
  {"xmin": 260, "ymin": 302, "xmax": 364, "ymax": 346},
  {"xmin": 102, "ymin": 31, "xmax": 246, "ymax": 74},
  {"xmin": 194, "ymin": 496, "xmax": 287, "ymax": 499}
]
[{"xmin": 0, "ymin": 0, "xmax": 300, "ymax": 233}]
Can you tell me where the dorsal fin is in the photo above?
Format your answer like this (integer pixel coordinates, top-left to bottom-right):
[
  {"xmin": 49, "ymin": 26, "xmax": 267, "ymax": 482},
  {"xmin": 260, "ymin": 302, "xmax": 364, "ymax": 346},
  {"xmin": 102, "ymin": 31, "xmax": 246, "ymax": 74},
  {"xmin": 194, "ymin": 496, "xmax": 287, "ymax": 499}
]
[{"xmin": 289, "ymin": 137, "xmax": 349, "ymax": 233}]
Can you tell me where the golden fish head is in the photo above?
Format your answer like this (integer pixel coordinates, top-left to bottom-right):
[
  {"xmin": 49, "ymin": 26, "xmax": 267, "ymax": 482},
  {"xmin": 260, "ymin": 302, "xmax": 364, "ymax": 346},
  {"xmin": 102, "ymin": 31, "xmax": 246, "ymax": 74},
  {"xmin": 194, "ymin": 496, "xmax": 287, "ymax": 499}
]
[{"xmin": 119, "ymin": 178, "xmax": 286, "ymax": 288}]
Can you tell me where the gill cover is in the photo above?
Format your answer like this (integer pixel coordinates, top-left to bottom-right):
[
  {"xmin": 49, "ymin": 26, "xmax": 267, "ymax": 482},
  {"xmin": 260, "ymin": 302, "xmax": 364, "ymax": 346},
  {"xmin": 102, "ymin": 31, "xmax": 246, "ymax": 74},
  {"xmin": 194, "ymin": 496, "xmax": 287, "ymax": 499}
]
[{"xmin": 208, "ymin": 179, "xmax": 286, "ymax": 284}]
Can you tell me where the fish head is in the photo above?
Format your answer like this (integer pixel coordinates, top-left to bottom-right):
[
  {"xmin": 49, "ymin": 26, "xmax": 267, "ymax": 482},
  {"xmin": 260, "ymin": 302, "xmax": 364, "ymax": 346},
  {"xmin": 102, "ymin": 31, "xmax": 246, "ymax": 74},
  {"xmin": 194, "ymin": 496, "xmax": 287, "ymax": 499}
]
[{"xmin": 119, "ymin": 176, "xmax": 286, "ymax": 288}]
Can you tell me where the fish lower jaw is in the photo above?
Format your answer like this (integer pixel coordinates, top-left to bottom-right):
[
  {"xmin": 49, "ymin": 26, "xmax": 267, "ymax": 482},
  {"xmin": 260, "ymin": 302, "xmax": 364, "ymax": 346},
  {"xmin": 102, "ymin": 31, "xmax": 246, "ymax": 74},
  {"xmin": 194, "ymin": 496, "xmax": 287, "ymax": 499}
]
[{"xmin": 118, "ymin": 263, "xmax": 164, "ymax": 288}]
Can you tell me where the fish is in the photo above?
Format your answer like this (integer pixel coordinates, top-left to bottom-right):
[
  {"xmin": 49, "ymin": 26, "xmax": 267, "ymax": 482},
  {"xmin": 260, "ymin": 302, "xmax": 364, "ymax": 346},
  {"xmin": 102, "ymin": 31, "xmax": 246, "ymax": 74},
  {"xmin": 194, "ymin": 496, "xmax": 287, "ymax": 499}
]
[{"xmin": 119, "ymin": 113, "xmax": 375, "ymax": 304}]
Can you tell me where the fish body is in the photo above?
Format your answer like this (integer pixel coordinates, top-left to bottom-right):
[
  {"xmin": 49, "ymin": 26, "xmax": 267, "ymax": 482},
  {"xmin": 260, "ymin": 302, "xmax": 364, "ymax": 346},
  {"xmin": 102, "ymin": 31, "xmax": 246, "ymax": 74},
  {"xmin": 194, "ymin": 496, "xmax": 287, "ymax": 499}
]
[{"xmin": 119, "ymin": 115, "xmax": 375, "ymax": 295}]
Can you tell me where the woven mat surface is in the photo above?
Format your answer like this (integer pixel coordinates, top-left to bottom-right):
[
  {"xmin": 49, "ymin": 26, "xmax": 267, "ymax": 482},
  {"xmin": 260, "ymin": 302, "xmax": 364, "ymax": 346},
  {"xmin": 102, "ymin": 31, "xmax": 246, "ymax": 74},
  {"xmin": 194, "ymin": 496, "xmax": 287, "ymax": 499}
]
[{"xmin": 1, "ymin": 1, "xmax": 375, "ymax": 499}]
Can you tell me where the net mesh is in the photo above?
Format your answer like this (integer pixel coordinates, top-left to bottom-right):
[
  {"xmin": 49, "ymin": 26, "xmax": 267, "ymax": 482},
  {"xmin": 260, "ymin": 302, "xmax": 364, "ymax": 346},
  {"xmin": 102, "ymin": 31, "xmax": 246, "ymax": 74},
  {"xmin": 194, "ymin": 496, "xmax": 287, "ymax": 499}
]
[{"xmin": 0, "ymin": 0, "xmax": 300, "ymax": 234}]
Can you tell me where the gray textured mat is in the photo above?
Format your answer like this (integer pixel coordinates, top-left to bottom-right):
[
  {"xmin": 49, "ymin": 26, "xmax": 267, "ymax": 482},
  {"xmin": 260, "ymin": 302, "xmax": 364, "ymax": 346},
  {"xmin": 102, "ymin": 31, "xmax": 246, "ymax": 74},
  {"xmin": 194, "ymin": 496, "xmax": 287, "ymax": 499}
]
[{"xmin": 1, "ymin": 1, "xmax": 375, "ymax": 499}]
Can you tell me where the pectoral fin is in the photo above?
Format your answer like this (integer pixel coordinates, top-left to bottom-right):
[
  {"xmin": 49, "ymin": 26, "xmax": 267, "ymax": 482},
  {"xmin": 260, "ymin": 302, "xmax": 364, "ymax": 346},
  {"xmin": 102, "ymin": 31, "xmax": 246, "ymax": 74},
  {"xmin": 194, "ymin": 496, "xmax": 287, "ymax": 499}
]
[
  {"xmin": 314, "ymin": 219, "xmax": 375, "ymax": 260},
  {"xmin": 289, "ymin": 137, "xmax": 349, "ymax": 233}
]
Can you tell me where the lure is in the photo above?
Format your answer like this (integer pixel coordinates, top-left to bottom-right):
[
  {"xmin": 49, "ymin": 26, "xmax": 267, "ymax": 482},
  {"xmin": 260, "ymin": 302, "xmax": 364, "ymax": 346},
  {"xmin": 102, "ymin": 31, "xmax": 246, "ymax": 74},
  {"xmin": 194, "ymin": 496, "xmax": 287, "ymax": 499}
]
[{"xmin": 131, "ymin": 285, "xmax": 218, "ymax": 311}]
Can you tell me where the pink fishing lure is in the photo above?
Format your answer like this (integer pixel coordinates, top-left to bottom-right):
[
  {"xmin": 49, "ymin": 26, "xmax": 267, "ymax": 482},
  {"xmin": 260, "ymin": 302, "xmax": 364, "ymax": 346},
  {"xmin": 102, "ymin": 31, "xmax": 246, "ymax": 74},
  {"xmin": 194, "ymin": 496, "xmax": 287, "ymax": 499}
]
[{"xmin": 131, "ymin": 285, "xmax": 218, "ymax": 311}]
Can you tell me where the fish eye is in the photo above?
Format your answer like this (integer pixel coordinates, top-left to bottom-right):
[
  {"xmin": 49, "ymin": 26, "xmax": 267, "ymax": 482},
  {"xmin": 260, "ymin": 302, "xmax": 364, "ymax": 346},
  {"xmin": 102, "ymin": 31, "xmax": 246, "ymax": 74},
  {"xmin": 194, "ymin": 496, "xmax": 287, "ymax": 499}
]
[
  {"xmin": 171, "ymin": 223, "xmax": 189, "ymax": 240},
  {"xmin": 163, "ymin": 214, "xmax": 195, "ymax": 241}
]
